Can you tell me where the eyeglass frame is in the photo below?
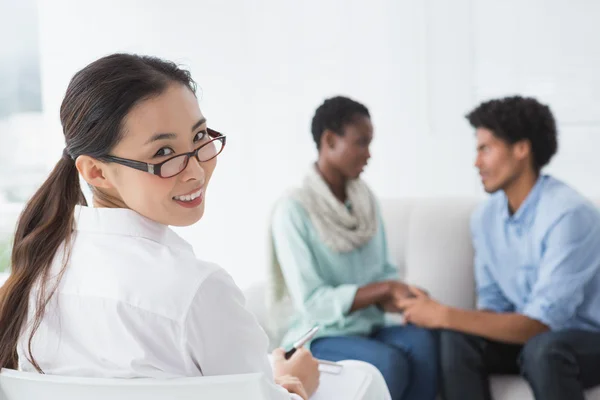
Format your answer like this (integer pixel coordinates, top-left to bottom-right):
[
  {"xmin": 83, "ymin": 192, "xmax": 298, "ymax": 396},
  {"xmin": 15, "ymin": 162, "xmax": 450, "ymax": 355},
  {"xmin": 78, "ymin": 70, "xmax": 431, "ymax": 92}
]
[{"xmin": 98, "ymin": 128, "xmax": 226, "ymax": 178}]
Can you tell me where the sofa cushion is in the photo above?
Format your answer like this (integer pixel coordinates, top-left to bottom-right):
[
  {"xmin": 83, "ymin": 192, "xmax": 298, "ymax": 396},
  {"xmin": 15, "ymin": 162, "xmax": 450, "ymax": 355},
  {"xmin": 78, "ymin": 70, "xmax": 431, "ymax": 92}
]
[{"xmin": 490, "ymin": 375, "xmax": 600, "ymax": 400}]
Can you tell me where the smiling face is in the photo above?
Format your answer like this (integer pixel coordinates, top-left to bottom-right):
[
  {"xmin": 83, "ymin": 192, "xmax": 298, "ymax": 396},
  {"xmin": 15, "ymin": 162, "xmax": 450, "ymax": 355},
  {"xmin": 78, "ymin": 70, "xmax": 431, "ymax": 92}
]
[{"xmin": 77, "ymin": 83, "xmax": 218, "ymax": 227}]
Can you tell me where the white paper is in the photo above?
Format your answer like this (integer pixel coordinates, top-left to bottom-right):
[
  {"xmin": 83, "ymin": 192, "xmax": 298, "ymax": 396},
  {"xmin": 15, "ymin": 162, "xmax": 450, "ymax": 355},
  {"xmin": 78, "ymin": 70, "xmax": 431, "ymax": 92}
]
[{"xmin": 310, "ymin": 364, "xmax": 371, "ymax": 400}]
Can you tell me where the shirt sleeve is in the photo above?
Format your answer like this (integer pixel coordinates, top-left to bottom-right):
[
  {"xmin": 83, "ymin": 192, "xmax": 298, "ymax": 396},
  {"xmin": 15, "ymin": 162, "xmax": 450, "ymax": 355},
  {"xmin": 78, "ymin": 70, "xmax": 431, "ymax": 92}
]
[
  {"xmin": 522, "ymin": 206, "xmax": 600, "ymax": 330},
  {"xmin": 182, "ymin": 268, "xmax": 296, "ymax": 399},
  {"xmin": 272, "ymin": 199, "xmax": 359, "ymax": 325},
  {"xmin": 471, "ymin": 212, "xmax": 514, "ymax": 312}
]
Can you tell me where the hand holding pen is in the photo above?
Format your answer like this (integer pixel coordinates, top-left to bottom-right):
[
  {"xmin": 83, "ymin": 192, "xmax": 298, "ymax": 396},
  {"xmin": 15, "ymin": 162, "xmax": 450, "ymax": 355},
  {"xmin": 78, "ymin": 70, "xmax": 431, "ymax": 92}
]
[
  {"xmin": 285, "ymin": 326, "xmax": 320, "ymax": 359},
  {"xmin": 272, "ymin": 326, "xmax": 321, "ymax": 399}
]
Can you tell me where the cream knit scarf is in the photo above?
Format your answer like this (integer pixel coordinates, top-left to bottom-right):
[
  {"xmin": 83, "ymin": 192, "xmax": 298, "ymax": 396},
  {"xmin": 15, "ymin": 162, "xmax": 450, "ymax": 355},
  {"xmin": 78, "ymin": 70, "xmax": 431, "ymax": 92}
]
[{"xmin": 293, "ymin": 165, "xmax": 378, "ymax": 253}]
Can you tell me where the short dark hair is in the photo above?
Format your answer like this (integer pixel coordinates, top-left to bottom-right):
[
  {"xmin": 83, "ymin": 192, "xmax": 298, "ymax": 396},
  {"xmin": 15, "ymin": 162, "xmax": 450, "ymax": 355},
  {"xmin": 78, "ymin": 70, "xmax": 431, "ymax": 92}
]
[
  {"xmin": 466, "ymin": 95, "xmax": 558, "ymax": 172},
  {"xmin": 311, "ymin": 96, "xmax": 370, "ymax": 149}
]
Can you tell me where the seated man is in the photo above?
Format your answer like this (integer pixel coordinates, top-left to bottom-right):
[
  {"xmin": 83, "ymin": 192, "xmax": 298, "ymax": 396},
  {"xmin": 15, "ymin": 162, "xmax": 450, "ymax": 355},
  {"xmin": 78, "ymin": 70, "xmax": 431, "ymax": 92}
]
[
  {"xmin": 270, "ymin": 96, "xmax": 438, "ymax": 400},
  {"xmin": 398, "ymin": 96, "xmax": 600, "ymax": 400}
]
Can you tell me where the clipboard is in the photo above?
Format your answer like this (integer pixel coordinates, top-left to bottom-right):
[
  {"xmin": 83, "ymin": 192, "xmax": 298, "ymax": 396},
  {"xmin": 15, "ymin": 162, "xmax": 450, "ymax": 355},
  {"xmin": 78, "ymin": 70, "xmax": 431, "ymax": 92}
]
[
  {"xmin": 312, "ymin": 360, "xmax": 372, "ymax": 400},
  {"xmin": 318, "ymin": 359, "xmax": 344, "ymax": 375}
]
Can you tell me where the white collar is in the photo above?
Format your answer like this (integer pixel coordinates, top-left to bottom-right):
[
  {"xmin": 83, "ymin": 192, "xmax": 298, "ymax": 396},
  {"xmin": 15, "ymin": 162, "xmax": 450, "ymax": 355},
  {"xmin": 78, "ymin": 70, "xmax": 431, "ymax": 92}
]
[{"xmin": 74, "ymin": 205, "xmax": 192, "ymax": 252}]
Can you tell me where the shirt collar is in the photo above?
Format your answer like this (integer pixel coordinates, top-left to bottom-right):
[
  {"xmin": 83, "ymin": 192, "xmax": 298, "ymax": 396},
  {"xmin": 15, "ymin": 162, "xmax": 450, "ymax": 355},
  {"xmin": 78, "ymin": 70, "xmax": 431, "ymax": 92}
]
[
  {"xmin": 502, "ymin": 175, "xmax": 548, "ymax": 223},
  {"xmin": 74, "ymin": 205, "xmax": 192, "ymax": 251},
  {"xmin": 501, "ymin": 175, "xmax": 548, "ymax": 223}
]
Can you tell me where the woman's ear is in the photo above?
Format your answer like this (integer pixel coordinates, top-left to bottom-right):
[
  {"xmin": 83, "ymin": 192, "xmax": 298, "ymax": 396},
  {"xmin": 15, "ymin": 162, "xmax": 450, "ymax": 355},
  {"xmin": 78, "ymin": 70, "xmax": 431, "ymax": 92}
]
[
  {"xmin": 76, "ymin": 155, "xmax": 114, "ymax": 189},
  {"xmin": 322, "ymin": 130, "xmax": 337, "ymax": 150}
]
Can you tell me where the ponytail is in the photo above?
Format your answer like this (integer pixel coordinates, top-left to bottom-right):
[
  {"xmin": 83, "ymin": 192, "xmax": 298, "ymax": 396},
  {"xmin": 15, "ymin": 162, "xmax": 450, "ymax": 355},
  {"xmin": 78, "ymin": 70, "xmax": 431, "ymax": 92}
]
[
  {"xmin": 0, "ymin": 155, "xmax": 85, "ymax": 371},
  {"xmin": 0, "ymin": 53, "xmax": 199, "ymax": 371}
]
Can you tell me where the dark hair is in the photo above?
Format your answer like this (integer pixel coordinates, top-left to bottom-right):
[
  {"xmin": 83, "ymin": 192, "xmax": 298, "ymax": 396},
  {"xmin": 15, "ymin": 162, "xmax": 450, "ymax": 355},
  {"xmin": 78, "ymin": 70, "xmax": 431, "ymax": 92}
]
[
  {"xmin": 311, "ymin": 96, "xmax": 370, "ymax": 149},
  {"xmin": 0, "ymin": 54, "xmax": 196, "ymax": 371},
  {"xmin": 466, "ymin": 95, "xmax": 558, "ymax": 172}
]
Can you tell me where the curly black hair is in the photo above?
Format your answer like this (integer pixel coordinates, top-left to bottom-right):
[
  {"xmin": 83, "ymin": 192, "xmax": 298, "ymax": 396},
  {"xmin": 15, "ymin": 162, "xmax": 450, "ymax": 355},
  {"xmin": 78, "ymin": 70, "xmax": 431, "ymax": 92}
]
[
  {"xmin": 311, "ymin": 96, "xmax": 370, "ymax": 149},
  {"xmin": 466, "ymin": 96, "xmax": 558, "ymax": 172}
]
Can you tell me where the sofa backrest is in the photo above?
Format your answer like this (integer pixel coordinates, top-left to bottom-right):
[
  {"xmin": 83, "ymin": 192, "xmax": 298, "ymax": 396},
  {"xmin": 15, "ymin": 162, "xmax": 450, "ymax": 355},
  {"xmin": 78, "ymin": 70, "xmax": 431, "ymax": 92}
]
[
  {"xmin": 379, "ymin": 198, "xmax": 481, "ymax": 310},
  {"xmin": 379, "ymin": 196, "xmax": 600, "ymax": 311}
]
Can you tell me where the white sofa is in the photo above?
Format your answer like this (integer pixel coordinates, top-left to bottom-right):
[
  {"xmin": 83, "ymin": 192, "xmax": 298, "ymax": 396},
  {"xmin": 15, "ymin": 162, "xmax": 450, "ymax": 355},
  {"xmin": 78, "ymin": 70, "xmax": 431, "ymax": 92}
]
[{"xmin": 245, "ymin": 197, "xmax": 600, "ymax": 400}]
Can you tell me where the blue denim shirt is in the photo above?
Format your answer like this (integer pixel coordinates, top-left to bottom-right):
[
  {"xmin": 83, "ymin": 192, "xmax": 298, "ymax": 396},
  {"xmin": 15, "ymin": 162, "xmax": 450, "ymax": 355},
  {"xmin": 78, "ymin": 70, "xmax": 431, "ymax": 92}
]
[{"xmin": 471, "ymin": 175, "xmax": 600, "ymax": 331}]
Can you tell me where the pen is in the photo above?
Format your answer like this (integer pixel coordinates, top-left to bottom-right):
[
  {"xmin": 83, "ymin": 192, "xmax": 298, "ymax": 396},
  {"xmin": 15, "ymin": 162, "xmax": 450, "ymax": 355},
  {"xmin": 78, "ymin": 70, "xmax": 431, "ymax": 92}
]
[{"xmin": 284, "ymin": 326, "xmax": 320, "ymax": 359}]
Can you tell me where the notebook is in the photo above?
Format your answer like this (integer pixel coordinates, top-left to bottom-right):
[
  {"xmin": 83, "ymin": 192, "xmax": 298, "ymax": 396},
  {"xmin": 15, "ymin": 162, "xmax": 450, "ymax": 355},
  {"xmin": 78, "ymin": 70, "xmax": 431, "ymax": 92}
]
[{"xmin": 310, "ymin": 362, "xmax": 372, "ymax": 400}]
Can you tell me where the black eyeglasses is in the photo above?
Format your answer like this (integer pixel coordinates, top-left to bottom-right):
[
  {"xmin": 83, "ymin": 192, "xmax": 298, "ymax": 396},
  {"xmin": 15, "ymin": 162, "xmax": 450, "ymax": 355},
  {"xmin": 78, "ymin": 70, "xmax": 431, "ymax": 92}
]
[{"xmin": 100, "ymin": 128, "xmax": 226, "ymax": 178}]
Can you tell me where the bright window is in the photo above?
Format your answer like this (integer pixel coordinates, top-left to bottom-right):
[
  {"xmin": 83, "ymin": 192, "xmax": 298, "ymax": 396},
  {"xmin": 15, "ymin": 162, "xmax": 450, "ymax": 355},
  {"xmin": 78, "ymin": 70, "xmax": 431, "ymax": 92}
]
[{"xmin": 0, "ymin": 0, "xmax": 44, "ymax": 272}]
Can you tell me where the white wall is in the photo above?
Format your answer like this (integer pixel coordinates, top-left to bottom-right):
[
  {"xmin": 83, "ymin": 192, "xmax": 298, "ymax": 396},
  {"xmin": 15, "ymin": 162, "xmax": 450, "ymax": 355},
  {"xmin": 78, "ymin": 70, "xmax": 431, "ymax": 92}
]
[{"xmin": 37, "ymin": 0, "xmax": 600, "ymax": 289}]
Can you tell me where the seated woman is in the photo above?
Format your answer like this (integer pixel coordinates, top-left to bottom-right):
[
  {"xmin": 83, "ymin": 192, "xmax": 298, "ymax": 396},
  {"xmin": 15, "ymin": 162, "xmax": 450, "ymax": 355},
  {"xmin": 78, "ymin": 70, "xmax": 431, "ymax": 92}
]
[
  {"xmin": 0, "ymin": 55, "xmax": 389, "ymax": 400},
  {"xmin": 270, "ymin": 96, "xmax": 438, "ymax": 400}
]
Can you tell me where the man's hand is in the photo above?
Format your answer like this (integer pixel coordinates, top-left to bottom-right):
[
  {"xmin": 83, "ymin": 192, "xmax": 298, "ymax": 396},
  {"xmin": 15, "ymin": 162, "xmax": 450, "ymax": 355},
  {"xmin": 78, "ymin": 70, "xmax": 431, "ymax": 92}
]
[
  {"xmin": 272, "ymin": 347, "xmax": 320, "ymax": 398},
  {"xmin": 397, "ymin": 286, "xmax": 448, "ymax": 328}
]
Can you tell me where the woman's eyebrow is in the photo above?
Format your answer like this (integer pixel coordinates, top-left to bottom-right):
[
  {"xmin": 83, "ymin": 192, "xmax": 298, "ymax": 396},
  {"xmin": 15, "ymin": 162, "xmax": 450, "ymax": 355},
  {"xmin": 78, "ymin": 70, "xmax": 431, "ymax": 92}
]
[{"xmin": 144, "ymin": 118, "xmax": 207, "ymax": 145}]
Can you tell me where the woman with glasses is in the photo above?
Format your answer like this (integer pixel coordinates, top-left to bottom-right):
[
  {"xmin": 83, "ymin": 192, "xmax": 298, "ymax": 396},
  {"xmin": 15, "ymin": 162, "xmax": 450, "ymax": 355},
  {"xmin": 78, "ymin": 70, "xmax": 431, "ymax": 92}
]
[{"xmin": 0, "ymin": 54, "xmax": 396, "ymax": 400}]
